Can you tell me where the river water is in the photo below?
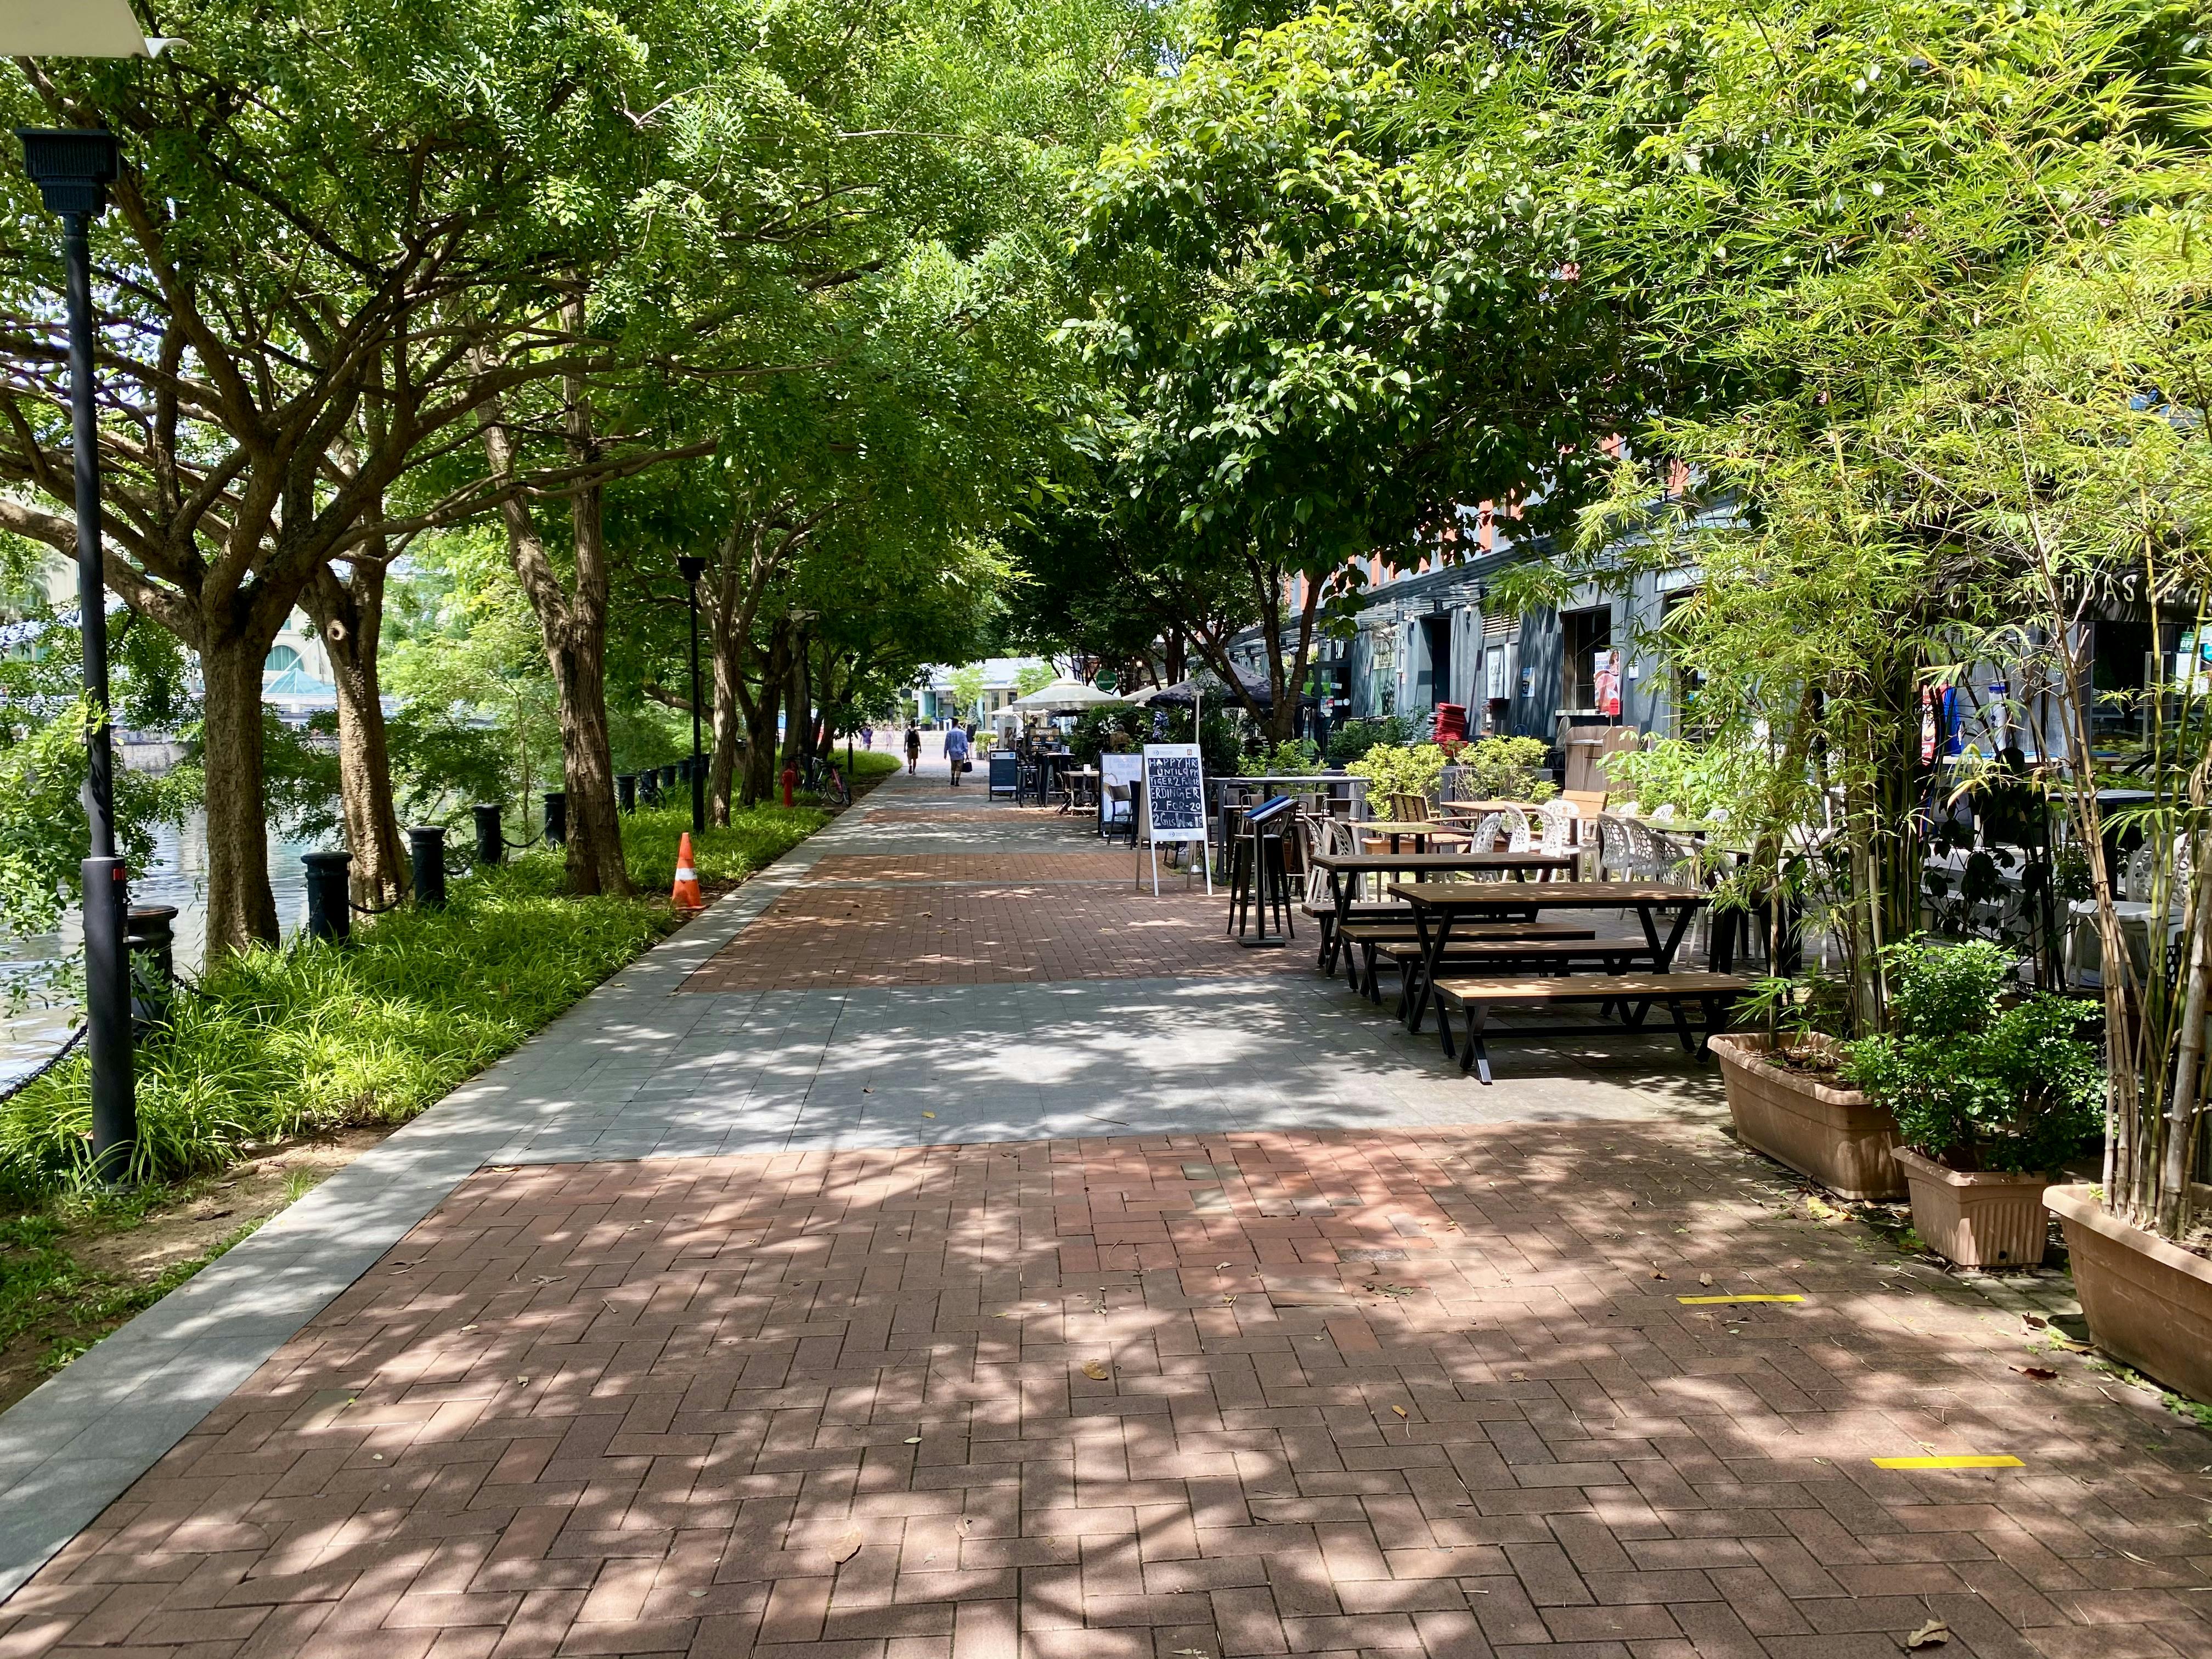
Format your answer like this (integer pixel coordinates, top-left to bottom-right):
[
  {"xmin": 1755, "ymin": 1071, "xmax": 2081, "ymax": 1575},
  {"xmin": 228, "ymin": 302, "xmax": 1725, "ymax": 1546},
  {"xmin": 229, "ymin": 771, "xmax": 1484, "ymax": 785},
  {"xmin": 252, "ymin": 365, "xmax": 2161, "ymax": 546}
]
[{"xmin": 0, "ymin": 814, "xmax": 318, "ymax": 1086}]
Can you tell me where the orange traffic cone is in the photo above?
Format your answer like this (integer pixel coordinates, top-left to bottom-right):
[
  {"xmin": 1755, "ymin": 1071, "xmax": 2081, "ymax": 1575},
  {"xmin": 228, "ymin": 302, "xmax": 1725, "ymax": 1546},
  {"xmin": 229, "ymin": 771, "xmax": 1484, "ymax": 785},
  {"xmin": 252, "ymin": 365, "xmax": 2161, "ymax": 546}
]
[{"xmin": 671, "ymin": 833, "xmax": 704, "ymax": 910}]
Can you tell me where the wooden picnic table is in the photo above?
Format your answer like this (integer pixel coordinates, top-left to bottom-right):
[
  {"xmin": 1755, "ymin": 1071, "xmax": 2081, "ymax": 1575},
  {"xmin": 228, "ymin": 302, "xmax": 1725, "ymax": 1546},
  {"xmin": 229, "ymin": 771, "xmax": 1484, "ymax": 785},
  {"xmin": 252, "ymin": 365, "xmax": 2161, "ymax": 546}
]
[
  {"xmin": 1384, "ymin": 879, "xmax": 1713, "ymax": 1034},
  {"xmin": 1353, "ymin": 819, "xmax": 1474, "ymax": 853},
  {"xmin": 1307, "ymin": 850, "xmax": 1578, "ymax": 973}
]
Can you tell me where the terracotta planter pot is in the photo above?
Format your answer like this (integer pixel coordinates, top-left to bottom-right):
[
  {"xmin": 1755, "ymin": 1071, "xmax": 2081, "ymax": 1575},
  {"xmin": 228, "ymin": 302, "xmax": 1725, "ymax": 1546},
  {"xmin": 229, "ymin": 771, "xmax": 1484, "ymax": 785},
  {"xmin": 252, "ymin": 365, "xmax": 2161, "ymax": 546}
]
[
  {"xmin": 1711, "ymin": 1031, "xmax": 1905, "ymax": 1200},
  {"xmin": 1892, "ymin": 1148, "xmax": 2050, "ymax": 1268},
  {"xmin": 2044, "ymin": 1186, "xmax": 2212, "ymax": 1404}
]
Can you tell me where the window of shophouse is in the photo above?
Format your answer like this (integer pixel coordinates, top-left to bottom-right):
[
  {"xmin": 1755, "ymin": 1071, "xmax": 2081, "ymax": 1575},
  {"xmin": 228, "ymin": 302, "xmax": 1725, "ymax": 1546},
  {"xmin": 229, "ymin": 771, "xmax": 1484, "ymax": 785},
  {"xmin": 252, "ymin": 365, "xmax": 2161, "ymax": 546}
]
[
  {"xmin": 1560, "ymin": 606, "xmax": 1613, "ymax": 717},
  {"xmin": 1662, "ymin": 589, "xmax": 1706, "ymax": 736},
  {"xmin": 2090, "ymin": 617, "xmax": 2152, "ymax": 735},
  {"xmin": 1418, "ymin": 614, "xmax": 1451, "ymax": 708}
]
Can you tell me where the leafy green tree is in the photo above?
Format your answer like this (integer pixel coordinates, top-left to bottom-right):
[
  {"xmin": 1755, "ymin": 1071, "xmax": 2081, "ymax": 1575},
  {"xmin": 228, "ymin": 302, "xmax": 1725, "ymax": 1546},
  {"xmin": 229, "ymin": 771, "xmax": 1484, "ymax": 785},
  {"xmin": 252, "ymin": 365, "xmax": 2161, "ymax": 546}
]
[
  {"xmin": 1064, "ymin": 5, "xmax": 1658, "ymax": 738},
  {"xmin": 948, "ymin": 665, "xmax": 988, "ymax": 722},
  {"xmin": 0, "ymin": 0, "xmax": 688, "ymax": 947},
  {"xmin": 1441, "ymin": 0, "xmax": 2208, "ymax": 1231}
]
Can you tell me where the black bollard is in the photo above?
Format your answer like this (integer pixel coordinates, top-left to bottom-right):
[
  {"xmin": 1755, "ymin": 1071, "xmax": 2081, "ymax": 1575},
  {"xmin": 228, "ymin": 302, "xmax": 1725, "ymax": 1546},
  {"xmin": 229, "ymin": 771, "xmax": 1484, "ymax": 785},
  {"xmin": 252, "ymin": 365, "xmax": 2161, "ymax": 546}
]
[
  {"xmin": 126, "ymin": 905, "xmax": 178, "ymax": 1038},
  {"xmin": 617, "ymin": 772, "xmax": 637, "ymax": 813},
  {"xmin": 661, "ymin": 763, "xmax": 678, "ymax": 791},
  {"xmin": 474, "ymin": 803, "xmax": 503, "ymax": 868},
  {"xmin": 544, "ymin": 791, "xmax": 567, "ymax": 845},
  {"xmin": 409, "ymin": 826, "xmax": 448, "ymax": 909},
  {"xmin": 640, "ymin": 769, "xmax": 663, "ymax": 808},
  {"xmin": 303, "ymin": 850, "xmax": 353, "ymax": 943}
]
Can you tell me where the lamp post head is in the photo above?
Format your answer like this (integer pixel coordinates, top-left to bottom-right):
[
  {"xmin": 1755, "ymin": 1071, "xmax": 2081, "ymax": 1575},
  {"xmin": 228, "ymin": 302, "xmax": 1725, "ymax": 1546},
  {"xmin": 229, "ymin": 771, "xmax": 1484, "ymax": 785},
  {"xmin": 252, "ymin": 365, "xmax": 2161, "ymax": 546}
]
[
  {"xmin": 16, "ymin": 128, "xmax": 120, "ymax": 217},
  {"xmin": 676, "ymin": 555, "xmax": 707, "ymax": 585}
]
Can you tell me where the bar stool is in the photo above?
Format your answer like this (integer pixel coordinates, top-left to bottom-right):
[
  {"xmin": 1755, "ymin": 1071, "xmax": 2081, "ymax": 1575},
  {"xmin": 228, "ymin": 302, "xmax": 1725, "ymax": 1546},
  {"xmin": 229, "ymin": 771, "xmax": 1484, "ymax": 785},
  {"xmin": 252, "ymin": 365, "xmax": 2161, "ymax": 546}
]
[{"xmin": 1227, "ymin": 820, "xmax": 1296, "ymax": 941}]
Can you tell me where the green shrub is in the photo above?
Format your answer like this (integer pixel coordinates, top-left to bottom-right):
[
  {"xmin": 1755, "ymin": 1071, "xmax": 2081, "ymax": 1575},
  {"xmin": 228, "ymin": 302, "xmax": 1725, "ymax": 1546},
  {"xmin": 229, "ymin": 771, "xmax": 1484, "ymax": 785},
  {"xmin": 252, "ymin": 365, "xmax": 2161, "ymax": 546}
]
[
  {"xmin": 1327, "ymin": 715, "xmax": 1411, "ymax": 763},
  {"xmin": 1453, "ymin": 736, "xmax": 1555, "ymax": 802},
  {"xmin": 1344, "ymin": 742, "xmax": 1451, "ymax": 806},
  {"xmin": 1841, "ymin": 938, "xmax": 2102, "ymax": 1173},
  {"xmin": 1238, "ymin": 738, "xmax": 1322, "ymax": 776}
]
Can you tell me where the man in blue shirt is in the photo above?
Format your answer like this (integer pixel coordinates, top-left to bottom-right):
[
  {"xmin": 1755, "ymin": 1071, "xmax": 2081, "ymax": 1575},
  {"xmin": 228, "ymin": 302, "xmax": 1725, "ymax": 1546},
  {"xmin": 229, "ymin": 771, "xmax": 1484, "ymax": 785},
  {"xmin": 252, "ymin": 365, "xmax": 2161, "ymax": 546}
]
[{"xmin": 944, "ymin": 723, "xmax": 970, "ymax": 786}]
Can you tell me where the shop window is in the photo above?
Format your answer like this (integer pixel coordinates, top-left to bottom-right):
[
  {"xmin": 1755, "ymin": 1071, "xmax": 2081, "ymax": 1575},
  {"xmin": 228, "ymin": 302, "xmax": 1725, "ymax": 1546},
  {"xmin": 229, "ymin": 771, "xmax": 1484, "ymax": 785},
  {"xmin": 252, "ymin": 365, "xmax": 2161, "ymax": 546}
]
[{"xmin": 1560, "ymin": 606, "xmax": 1613, "ymax": 715}]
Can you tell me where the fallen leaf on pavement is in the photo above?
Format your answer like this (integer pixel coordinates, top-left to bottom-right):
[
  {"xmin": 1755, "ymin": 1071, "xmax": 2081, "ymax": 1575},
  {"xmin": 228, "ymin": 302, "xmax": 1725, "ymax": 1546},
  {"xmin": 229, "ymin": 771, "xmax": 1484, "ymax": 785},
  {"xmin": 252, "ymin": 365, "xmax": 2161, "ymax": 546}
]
[
  {"xmin": 1391, "ymin": 1406, "xmax": 1408, "ymax": 1419},
  {"xmin": 1650, "ymin": 1267, "xmax": 1668, "ymax": 1280},
  {"xmin": 1904, "ymin": 1619, "xmax": 1949, "ymax": 1649},
  {"xmin": 922, "ymin": 1111, "xmax": 935, "ymax": 1119},
  {"xmin": 833, "ymin": 1530, "xmax": 864, "ymax": 1564},
  {"xmin": 2011, "ymin": 1365, "xmax": 2059, "ymax": 1381},
  {"xmin": 2021, "ymin": 1312, "xmax": 2049, "ymax": 1329},
  {"xmin": 1699, "ymin": 1273, "xmax": 1713, "ymax": 1286},
  {"xmin": 1082, "ymin": 1361, "xmax": 1109, "ymax": 1380}
]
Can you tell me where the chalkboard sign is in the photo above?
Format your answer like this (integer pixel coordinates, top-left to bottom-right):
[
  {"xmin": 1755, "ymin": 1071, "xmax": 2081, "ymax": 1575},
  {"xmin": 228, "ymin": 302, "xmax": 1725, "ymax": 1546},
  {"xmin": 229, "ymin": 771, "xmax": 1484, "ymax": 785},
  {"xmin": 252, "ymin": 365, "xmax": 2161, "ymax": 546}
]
[{"xmin": 1141, "ymin": 743, "xmax": 1207, "ymax": 844}]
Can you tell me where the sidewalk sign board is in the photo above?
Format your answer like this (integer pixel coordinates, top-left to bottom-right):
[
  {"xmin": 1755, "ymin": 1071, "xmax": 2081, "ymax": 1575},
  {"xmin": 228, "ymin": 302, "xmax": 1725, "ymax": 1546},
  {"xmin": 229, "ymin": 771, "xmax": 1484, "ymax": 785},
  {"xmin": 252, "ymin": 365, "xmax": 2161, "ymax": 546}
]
[{"xmin": 1139, "ymin": 743, "xmax": 1212, "ymax": 897}]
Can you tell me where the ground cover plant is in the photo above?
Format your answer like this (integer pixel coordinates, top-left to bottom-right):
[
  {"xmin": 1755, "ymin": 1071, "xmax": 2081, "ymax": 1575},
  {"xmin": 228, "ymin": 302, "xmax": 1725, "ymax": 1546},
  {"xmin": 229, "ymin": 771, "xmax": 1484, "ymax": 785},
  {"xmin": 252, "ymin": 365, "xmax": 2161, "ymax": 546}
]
[
  {"xmin": 0, "ymin": 857, "xmax": 671, "ymax": 1194},
  {"xmin": 620, "ymin": 800, "xmax": 832, "ymax": 896},
  {"xmin": 0, "ymin": 781, "xmax": 847, "ymax": 1198}
]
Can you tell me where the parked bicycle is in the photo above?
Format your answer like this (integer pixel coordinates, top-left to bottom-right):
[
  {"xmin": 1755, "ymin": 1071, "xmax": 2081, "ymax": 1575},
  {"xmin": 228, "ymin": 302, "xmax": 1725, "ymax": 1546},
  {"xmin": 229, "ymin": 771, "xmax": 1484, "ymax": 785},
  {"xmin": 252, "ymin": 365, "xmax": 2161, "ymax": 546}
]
[{"xmin": 802, "ymin": 753, "xmax": 850, "ymax": 808}]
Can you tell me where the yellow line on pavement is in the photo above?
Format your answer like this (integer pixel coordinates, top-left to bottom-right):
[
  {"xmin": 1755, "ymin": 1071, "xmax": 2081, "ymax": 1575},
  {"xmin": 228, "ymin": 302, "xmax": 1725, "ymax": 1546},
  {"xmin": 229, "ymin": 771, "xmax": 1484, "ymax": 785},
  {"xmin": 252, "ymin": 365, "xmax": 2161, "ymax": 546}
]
[
  {"xmin": 1871, "ymin": 1455, "xmax": 2024, "ymax": 1469},
  {"xmin": 1675, "ymin": 1294, "xmax": 1805, "ymax": 1304}
]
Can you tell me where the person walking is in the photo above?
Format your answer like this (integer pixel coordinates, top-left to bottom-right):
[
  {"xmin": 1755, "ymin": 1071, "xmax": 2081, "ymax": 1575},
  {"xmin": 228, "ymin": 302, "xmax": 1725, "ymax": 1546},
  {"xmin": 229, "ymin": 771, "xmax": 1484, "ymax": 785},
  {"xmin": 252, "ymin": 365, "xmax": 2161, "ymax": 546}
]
[
  {"xmin": 904, "ymin": 725, "xmax": 921, "ymax": 775},
  {"xmin": 861, "ymin": 723, "xmax": 874, "ymax": 751},
  {"xmin": 944, "ymin": 722, "xmax": 970, "ymax": 786}
]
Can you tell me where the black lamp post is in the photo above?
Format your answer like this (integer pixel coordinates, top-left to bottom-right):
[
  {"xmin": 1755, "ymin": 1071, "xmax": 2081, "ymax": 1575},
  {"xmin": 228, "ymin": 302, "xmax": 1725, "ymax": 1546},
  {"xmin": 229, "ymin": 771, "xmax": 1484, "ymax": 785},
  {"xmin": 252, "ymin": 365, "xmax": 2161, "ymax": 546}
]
[
  {"xmin": 677, "ymin": 555, "xmax": 707, "ymax": 833},
  {"xmin": 19, "ymin": 128, "xmax": 133, "ymax": 1182}
]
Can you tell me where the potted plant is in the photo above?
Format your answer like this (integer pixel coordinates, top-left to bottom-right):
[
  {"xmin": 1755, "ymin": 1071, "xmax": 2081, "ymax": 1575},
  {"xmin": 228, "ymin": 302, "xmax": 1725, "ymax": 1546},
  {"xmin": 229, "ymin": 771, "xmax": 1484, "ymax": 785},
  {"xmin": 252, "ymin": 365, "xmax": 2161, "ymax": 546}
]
[
  {"xmin": 1710, "ymin": 975, "xmax": 1907, "ymax": 1201},
  {"xmin": 1838, "ymin": 939, "xmax": 2101, "ymax": 1267}
]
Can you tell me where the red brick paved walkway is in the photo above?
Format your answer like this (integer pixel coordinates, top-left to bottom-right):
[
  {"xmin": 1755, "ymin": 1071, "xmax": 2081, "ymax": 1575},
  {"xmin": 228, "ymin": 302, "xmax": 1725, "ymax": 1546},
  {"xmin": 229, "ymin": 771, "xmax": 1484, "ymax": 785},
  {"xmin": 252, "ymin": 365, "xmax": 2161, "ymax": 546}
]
[
  {"xmin": 806, "ymin": 856, "xmax": 1142, "ymax": 883},
  {"xmin": 685, "ymin": 871, "xmax": 1278, "ymax": 991},
  {"xmin": 10, "ymin": 1125, "xmax": 2208, "ymax": 1659}
]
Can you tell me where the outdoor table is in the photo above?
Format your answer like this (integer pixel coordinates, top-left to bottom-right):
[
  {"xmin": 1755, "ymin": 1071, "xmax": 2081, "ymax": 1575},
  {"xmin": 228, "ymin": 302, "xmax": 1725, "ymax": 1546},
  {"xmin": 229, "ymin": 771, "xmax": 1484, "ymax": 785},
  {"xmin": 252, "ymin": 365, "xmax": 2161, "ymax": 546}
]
[
  {"xmin": 1355, "ymin": 820, "xmax": 1473, "ymax": 853},
  {"xmin": 1218, "ymin": 774, "xmax": 1371, "ymax": 818},
  {"xmin": 1385, "ymin": 879, "xmax": 1713, "ymax": 1034},
  {"xmin": 1061, "ymin": 766, "xmax": 1100, "ymax": 814},
  {"xmin": 1309, "ymin": 850, "xmax": 1578, "ymax": 974}
]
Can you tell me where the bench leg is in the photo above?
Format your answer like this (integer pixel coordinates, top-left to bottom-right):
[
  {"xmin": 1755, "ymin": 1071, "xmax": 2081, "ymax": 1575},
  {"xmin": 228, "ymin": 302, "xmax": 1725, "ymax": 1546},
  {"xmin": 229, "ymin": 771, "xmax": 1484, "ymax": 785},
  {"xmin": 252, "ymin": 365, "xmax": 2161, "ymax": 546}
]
[
  {"xmin": 1436, "ymin": 1002, "xmax": 1457, "ymax": 1062},
  {"xmin": 1464, "ymin": 1003, "xmax": 1491, "ymax": 1083},
  {"xmin": 1663, "ymin": 997, "xmax": 1698, "ymax": 1055}
]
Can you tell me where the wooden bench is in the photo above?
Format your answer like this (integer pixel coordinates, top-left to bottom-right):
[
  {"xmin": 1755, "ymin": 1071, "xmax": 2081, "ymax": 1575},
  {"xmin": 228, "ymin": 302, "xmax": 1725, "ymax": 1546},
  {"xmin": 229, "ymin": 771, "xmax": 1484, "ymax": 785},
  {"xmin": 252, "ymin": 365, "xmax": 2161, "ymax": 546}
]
[
  {"xmin": 1304, "ymin": 900, "xmax": 1417, "ymax": 975},
  {"xmin": 1339, "ymin": 921, "xmax": 1595, "ymax": 998},
  {"xmin": 1429, "ymin": 971, "xmax": 1757, "ymax": 1083},
  {"xmin": 1368, "ymin": 935, "xmax": 1653, "ymax": 1013}
]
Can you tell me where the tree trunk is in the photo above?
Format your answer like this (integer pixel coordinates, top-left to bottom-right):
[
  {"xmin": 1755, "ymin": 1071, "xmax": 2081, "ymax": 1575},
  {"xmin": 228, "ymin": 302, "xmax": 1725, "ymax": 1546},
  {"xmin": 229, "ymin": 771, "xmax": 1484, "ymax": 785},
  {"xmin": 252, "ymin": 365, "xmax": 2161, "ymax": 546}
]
[
  {"xmin": 740, "ymin": 624, "xmax": 789, "ymax": 808},
  {"xmin": 303, "ymin": 557, "xmax": 409, "ymax": 910},
  {"xmin": 473, "ymin": 331, "xmax": 630, "ymax": 898},
  {"xmin": 781, "ymin": 636, "xmax": 807, "ymax": 774},
  {"xmin": 709, "ymin": 634, "xmax": 741, "ymax": 826},
  {"xmin": 200, "ymin": 628, "xmax": 283, "ymax": 954},
  {"xmin": 555, "ymin": 624, "xmax": 628, "ymax": 894}
]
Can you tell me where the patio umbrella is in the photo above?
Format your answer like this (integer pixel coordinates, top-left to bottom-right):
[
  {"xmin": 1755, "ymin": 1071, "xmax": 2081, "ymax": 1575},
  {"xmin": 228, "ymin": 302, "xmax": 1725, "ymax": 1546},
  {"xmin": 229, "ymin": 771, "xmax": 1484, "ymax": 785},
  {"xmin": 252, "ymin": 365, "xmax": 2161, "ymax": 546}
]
[
  {"xmin": 1147, "ymin": 669, "xmax": 1274, "ymax": 712},
  {"xmin": 1008, "ymin": 678, "xmax": 1126, "ymax": 711}
]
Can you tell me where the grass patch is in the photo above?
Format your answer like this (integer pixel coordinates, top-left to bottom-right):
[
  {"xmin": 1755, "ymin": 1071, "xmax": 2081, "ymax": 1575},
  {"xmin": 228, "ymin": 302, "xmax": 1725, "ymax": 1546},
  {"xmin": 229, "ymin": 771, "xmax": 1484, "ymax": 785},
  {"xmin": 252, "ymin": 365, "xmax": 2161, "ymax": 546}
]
[
  {"xmin": 3, "ymin": 794, "xmax": 841, "ymax": 1194},
  {"xmin": 621, "ymin": 800, "xmax": 830, "ymax": 894},
  {"xmin": 0, "ymin": 854, "xmax": 673, "ymax": 1193},
  {"xmin": 0, "ymin": 1207, "xmax": 262, "ymax": 1380}
]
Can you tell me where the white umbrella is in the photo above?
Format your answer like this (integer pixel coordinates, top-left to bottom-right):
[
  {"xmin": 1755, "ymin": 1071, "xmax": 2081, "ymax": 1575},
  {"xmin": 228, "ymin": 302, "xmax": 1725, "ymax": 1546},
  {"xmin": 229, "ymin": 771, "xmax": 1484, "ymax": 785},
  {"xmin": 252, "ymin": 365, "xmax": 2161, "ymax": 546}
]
[{"xmin": 1009, "ymin": 678, "xmax": 1126, "ymax": 711}]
